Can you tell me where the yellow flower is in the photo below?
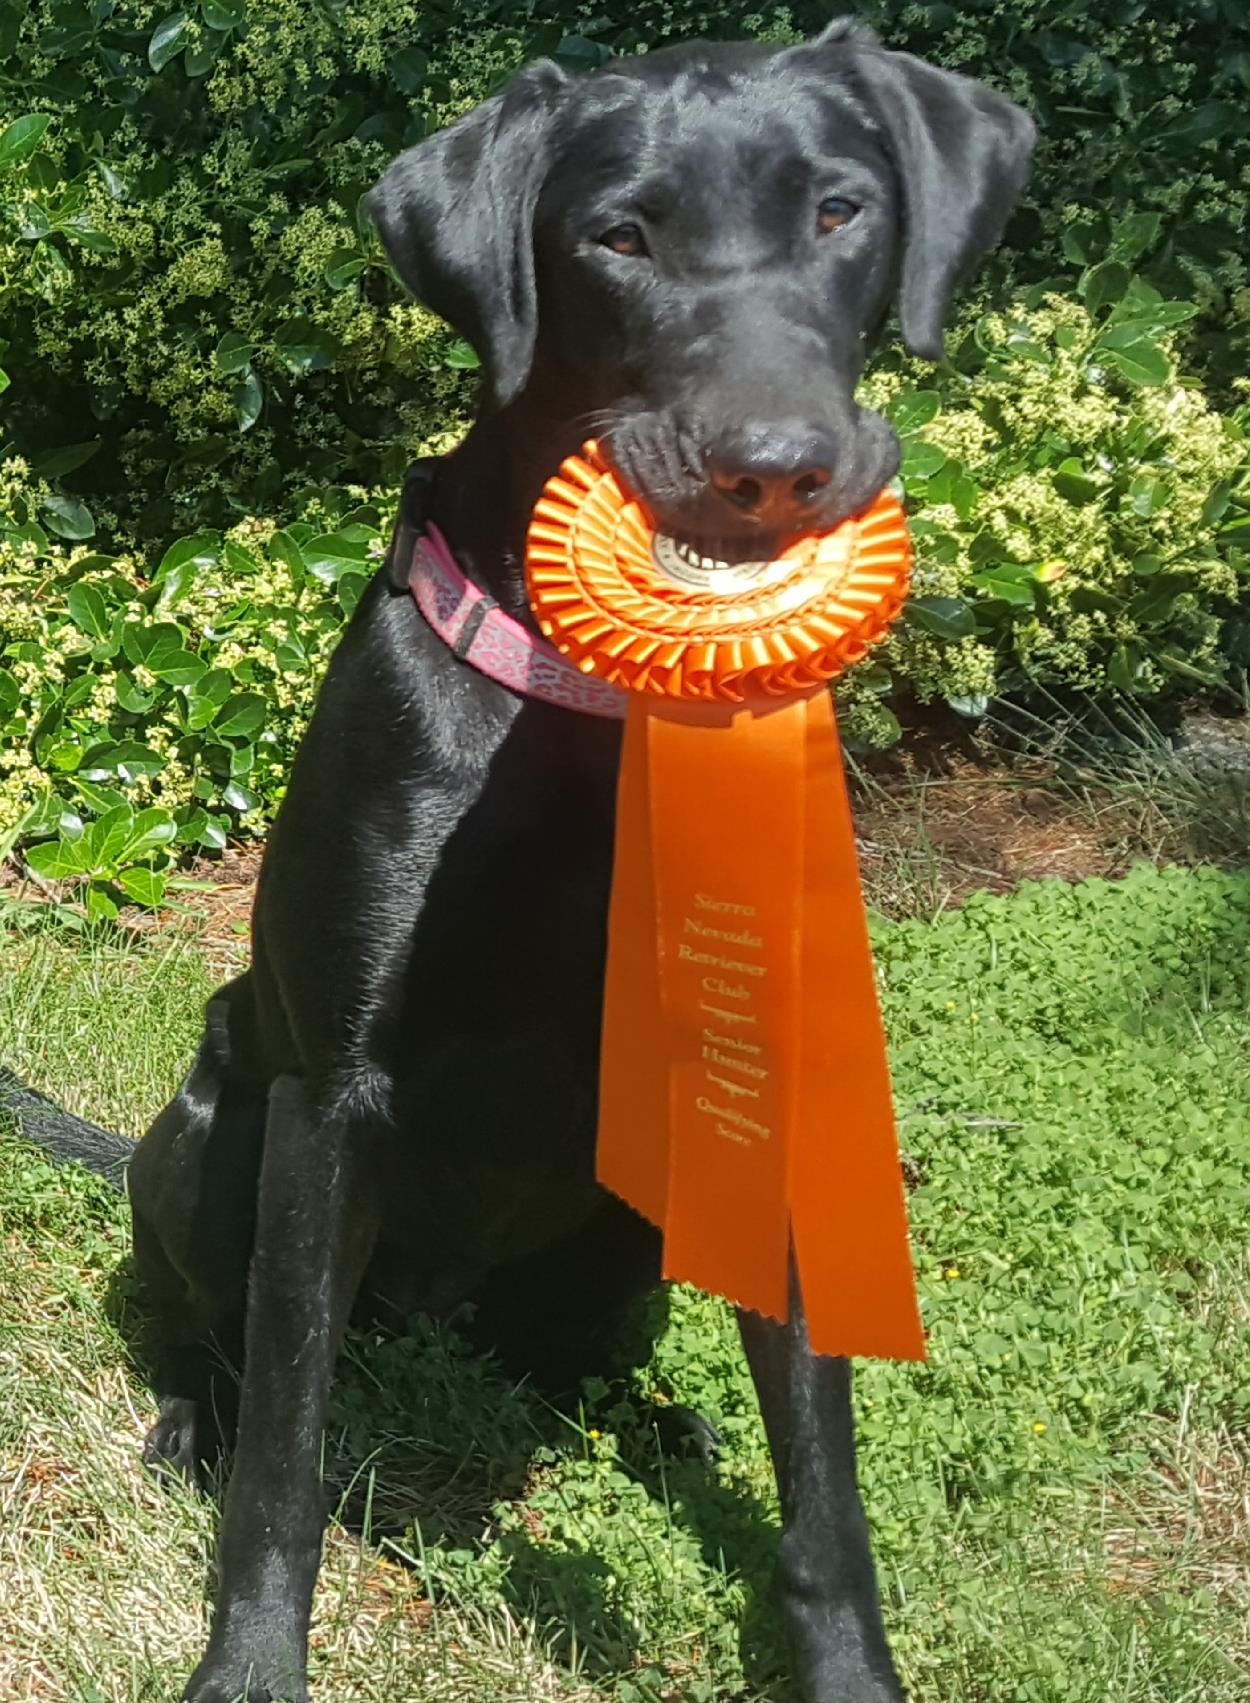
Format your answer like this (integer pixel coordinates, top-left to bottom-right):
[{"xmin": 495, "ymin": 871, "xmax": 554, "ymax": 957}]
[
  {"xmin": 587, "ymin": 1428, "xmax": 601, "ymax": 1442},
  {"xmin": 944, "ymin": 1266, "xmax": 961, "ymax": 1280},
  {"xmin": 1032, "ymin": 1421, "xmax": 1048, "ymax": 1435}
]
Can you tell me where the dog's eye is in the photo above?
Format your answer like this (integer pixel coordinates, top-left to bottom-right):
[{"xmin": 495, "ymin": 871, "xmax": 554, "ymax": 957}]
[
  {"xmin": 817, "ymin": 196, "xmax": 858, "ymax": 233},
  {"xmin": 599, "ymin": 222, "xmax": 649, "ymax": 258}
]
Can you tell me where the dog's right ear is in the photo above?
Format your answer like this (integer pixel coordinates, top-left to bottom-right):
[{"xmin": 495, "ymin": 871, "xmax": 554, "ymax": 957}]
[{"xmin": 368, "ymin": 60, "xmax": 568, "ymax": 412}]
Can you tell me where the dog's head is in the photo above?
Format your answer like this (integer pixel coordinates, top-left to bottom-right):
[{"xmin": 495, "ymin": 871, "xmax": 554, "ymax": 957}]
[{"xmin": 369, "ymin": 21, "xmax": 1034, "ymax": 555}]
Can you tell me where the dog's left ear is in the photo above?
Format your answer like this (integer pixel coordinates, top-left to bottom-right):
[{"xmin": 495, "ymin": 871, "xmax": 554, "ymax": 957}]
[
  {"xmin": 368, "ymin": 59, "xmax": 569, "ymax": 410},
  {"xmin": 815, "ymin": 21, "xmax": 1036, "ymax": 362}
]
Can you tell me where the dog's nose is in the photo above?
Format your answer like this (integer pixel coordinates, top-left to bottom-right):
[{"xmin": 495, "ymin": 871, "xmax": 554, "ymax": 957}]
[{"xmin": 706, "ymin": 430, "xmax": 835, "ymax": 529}]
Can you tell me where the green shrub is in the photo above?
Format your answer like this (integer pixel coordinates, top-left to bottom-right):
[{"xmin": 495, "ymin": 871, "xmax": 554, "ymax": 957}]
[
  {"xmin": 3, "ymin": 0, "xmax": 1250, "ymax": 906},
  {"xmin": 846, "ymin": 272, "xmax": 1250, "ymax": 743},
  {"xmin": 0, "ymin": 458, "xmax": 385, "ymax": 918}
]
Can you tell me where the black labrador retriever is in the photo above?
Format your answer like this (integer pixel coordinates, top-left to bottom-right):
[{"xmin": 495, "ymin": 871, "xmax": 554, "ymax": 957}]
[{"xmin": 13, "ymin": 20, "xmax": 1035, "ymax": 1703}]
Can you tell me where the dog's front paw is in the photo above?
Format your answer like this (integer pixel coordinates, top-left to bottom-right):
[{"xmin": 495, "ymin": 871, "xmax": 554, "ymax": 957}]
[
  {"xmin": 182, "ymin": 1639, "xmax": 308, "ymax": 1703},
  {"xmin": 789, "ymin": 1621, "xmax": 907, "ymax": 1703}
]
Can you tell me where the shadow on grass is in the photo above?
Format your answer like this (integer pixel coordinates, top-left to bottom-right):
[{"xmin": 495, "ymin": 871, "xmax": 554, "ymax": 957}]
[{"xmin": 102, "ymin": 1258, "xmax": 791, "ymax": 1693}]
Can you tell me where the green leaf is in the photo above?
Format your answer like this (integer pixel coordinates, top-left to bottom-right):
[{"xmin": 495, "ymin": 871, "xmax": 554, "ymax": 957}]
[
  {"xmin": 72, "ymin": 780, "xmax": 127, "ymax": 815},
  {"xmin": 193, "ymin": 667, "xmax": 233, "ymax": 706},
  {"xmin": 1079, "ymin": 260, "xmax": 1130, "ymax": 317},
  {"xmin": 388, "ymin": 43, "xmax": 428, "ymax": 95},
  {"xmin": 1138, "ymin": 301, "xmax": 1200, "ymax": 329},
  {"xmin": 1156, "ymin": 101, "xmax": 1243, "ymax": 148},
  {"xmin": 17, "ymin": 794, "xmax": 68, "ymax": 842},
  {"xmin": 887, "ymin": 390, "xmax": 941, "ymax": 436},
  {"xmin": 154, "ymin": 563, "xmax": 194, "ymax": 610},
  {"xmin": 201, "ymin": 0, "xmax": 245, "ymax": 27},
  {"xmin": 1202, "ymin": 478, "xmax": 1234, "ymax": 528},
  {"xmin": 324, "ymin": 247, "xmax": 366, "ymax": 290},
  {"xmin": 1108, "ymin": 212, "xmax": 1161, "ymax": 264},
  {"xmin": 0, "ymin": 666, "xmax": 19, "ymax": 715},
  {"xmin": 1053, "ymin": 459, "xmax": 1102, "ymax": 506},
  {"xmin": 273, "ymin": 317, "xmax": 340, "ymax": 374},
  {"xmin": 42, "ymin": 495, "xmax": 95, "ymax": 540},
  {"xmin": 444, "ymin": 339, "xmax": 481, "ymax": 371},
  {"xmin": 184, "ymin": 671, "xmax": 232, "ymax": 730},
  {"xmin": 338, "ymin": 571, "xmax": 368, "ymax": 617},
  {"xmin": 1060, "ymin": 224, "xmax": 1094, "ymax": 266},
  {"xmin": 0, "ymin": 367, "xmax": 8, "ymax": 396},
  {"xmin": 1098, "ymin": 322, "xmax": 1165, "ymax": 353},
  {"xmin": 114, "ymin": 671, "xmax": 154, "ymax": 713},
  {"xmin": 198, "ymin": 816, "xmax": 228, "ymax": 851},
  {"xmin": 142, "ymin": 630, "xmax": 189, "ymax": 674},
  {"xmin": 20, "ymin": 202, "xmax": 52, "ymax": 240},
  {"xmin": 215, "ymin": 330, "xmax": 254, "ymax": 374},
  {"xmin": 158, "ymin": 531, "xmax": 219, "ymax": 581},
  {"xmin": 26, "ymin": 839, "xmax": 89, "ymax": 880},
  {"xmin": 1155, "ymin": 648, "xmax": 1222, "ymax": 685},
  {"xmin": 947, "ymin": 692, "xmax": 989, "ymax": 718},
  {"xmin": 124, "ymin": 809, "xmax": 178, "ymax": 858},
  {"xmin": 302, "ymin": 531, "xmax": 368, "ymax": 583},
  {"xmin": 185, "ymin": 26, "xmax": 228, "ymax": 76},
  {"xmin": 117, "ymin": 865, "xmax": 167, "ymax": 907},
  {"xmin": 233, "ymin": 370, "xmax": 263, "ymax": 432},
  {"xmin": 223, "ymin": 539, "xmax": 257, "ymax": 576},
  {"xmin": 149, "ymin": 648, "xmax": 206, "ymax": 689},
  {"xmin": 1131, "ymin": 574, "xmax": 1188, "ymax": 625},
  {"xmin": 906, "ymin": 597, "xmax": 978, "ymax": 641},
  {"xmin": 95, "ymin": 160, "xmax": 130, "ymax": 200},
  {"xmin": 33, "ymin": 441, "xmax": 101, "ymax": 479},
  {"xmin": 1129, "ymin": 473, "xmax": 1172, "ymax": 518},
  {"xmin": 1108, "ymin": 644, "xmax": 1144, "ymax": 690},
  {"xmin": 1004, "ymin": 331, "xmax": 1049, "ymax": 363},
  {"xmin": 66, "ymin": 582, "xmax": 110, "ymax": 637},
  {"xmin": 85, "ymin": 883, "xmax": 120, "ymax": 924},
  {"xmin": 900, "ymin": 440, "xmax": 947, "ymax": 481},
  {"xmin": 1100, "ymin": 339, "xmax": 1170, "ymax": 387},
  {"xmin": 269, "ymin": 528, "xmax": 305, "ymax": 585},
  {"xmin": 87, "ymin": 803, "xmax": 135, "ymax": 869},
  {"xmin": 79, "ymin": 740, "xmax": 165, "ymax": 782},
  {"xmin": 214, "ymin": 692, "xmax": 267, "ymax": 739},
  {"xmin": 66, "ymin": 222, "xmax": 118, "ymax": 255},
  {"xmin": 927, "ymin": 464, "xmax": 980, "ymax": 520},
  {"xmin": 973, "ymin": 1331, "xmax": 1014, "ymax": 1362},
  {"xmin": 0, "ymin": 5, "xmax": 21, "ymax": 60},
  {"xmin": 972, "ymin": 571, "xmax": 1037, "ymax": 607},
  {"xmin": 222, "ymin": 780, "xmax": 259, "ymax": 812},
  {"xmin": 0, "ymin": 113, "xmax": 51, "ymax": 170},
  {"xmin": 7, "ymin": 522, "xmax": 50, "ymax": 555},
  {"xmin": 148, "ymin": 10, "xmax": 190, "ymax": 72},
  {"xmin": 121, "ymin": 620, "xmax": 183, "ymax": 667}
]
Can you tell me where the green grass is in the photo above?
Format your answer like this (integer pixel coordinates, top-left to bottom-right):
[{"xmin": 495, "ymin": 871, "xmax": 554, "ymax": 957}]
[{"xmin": 2, "ymin": 863, "xmax": 1249, "ymax": 1701}]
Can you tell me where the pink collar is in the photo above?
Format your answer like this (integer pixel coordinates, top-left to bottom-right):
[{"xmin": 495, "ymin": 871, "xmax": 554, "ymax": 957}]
[{"xmin": 409, "ymin": 524, "xmax": 627, "ymax": 719}]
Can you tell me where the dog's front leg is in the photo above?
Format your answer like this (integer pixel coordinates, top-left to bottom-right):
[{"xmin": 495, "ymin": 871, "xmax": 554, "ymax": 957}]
[
  {"xmin": 738, "ymin": 1256, "xmax": 906, "ymax": 1703},
  {"xmin": 183, "ymin": 1075, "xmax": 378, "ymax": 1703}
]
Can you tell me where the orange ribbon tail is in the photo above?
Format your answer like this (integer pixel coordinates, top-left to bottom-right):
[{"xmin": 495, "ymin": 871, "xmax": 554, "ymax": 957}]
[{"xmin": 596, "ymin": 689, "xmax": 924, "ymax": 1361}]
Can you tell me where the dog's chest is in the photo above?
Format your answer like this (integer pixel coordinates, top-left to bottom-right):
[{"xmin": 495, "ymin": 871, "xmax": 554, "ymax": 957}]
[{"xmin": 372, "ymin": 756, "xmax": 618, "ymax": 1277}]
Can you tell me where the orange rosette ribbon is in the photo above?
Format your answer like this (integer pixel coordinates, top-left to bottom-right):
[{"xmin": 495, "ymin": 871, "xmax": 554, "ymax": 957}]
[{"xmin": 526, "ymin": 442, "xmax": 924, "ymax": 1361}]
